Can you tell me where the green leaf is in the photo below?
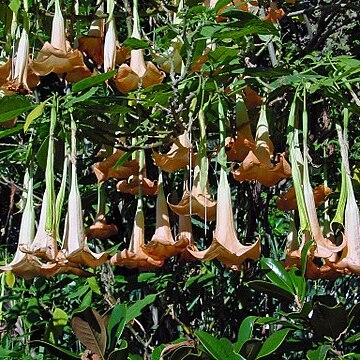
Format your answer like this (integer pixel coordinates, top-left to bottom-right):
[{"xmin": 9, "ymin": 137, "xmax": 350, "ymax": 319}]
[
  {"xmin": 87, "ymin": 277, "xmax": 101, "ymax": 295},
  {"xmin": 108, "ymin": 340, "xmax": 129, "ymax": 360},
  {"xmin": 24, "ymin": 101, "xmax": 46, "ymax": 132},
  {"xmin": 123, "ymin": 37, "xmax": 149, "ymax": 49},
  {"xmin": 108, "ymin": 304, "xmax": 127, "ymax": 351},
  {"xmin": 126, "ymin": 293, "xmax": 158, "ymax": 322},
  {"xmin": 0, "ymin": 96, "xmax": 34, "ymax": 123},
  {"xmin": 213, "ymin": 0, "xmax": 232, "ymax": 12},
  {"xmin": 234, "ymin": 316, "xmax": 257, "ymax": 352},
  {"xmin": 346, "ymin": 332, "xmax": 360, "ymax": 344},
  {"xmin": 0, "ymin": 124, "xmax": 23, "ymax": 139},
  {"xmin": 261, "ymin": 258, "xmax": 295, "ymax": 295},
  {"xmin": 72, "ymin": 70, "xmax": 116, "ymax": 93},
  {"xmin": 65, "ymin": 87, "xmax": 99, "ymax": 108},
  {"xmin": 287, "ymin": 267, "xmax": 306, "ymax": 301},
  {"xmin": 300, "ymin": 241, "xmax": 313, "ymax": 278},
  {"xmin": 9, "ymin": 0, "xmax": 20, "ymax": 13},
  {"xmin": 71, "ymin": 307, "xmax": 107, "ymax": 358},
  {"xmin": 306, "ymin": 345, "xmax": 331, "ymax": 360},
  {"xmin": 247, "ymin": 281, "xmax": 294, "ymax": 302},
  {"xmin": 255, "ymin": 329, "xmax": 291, "ymax": 359},
  {"xmin": 196, "ymin": 331, "xmax": 244, "ymax": 360},
  {"xmin": 30, "ymin": 340, "xmax": 81, "ymax": 360},
  {"xmin": 310, "ymin": 302, "xmax": 348, "ymax": 339}
]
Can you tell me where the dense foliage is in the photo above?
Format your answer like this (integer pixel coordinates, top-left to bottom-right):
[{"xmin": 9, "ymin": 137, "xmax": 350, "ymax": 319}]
[{"xmin": 0, "ymin": 0, "xmax": 359, "ymax": 359}]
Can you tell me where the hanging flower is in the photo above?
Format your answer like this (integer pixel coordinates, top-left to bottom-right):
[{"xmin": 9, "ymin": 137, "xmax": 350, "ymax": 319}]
[
  {"xmin": 0, "ymin": 169, "xmax": 44, "ymax": 279},
  {"xmin": 142, "ymin": 172, "xmax": 188, "ymax": 260},
  {"xmin": 263, "ymin": 1, "xmax": 285, "ymax": 24},
  {"xmin": 152, "ymin": 131, "xmax": 195, "ymax": 173},
  {"xmin": 1, "ymin": 29, "xmax": 39, "ymax": 94},
  {"xmin": 113, "ymin": 2, "xmax": 164, "ymax": 93},
  {"xmin": 188, "ymin": 167, "xmax": 261, "ymax": 270},
  {"xmin": 226, "ymin": 122, "xmax": 256, "ymax": 162},
  {"xmin": 168, "ymin": 156, "xmax": 216, "ymax": 221},
  {"xmin": 276, "ymin": 184, "xmax": 332, "ymax": 211},
  {"xmin": 62, "ymin": 122, "xmax": 108, "ymax": 268},
  {"xmin": 232, "ymin": 104, "xmax": 291, "ymax": 187},
  {"xmin": 110, "ymin": 197, "xmax": 164, "ymax": 270},
  {"xmin": 326, "ymin": 118, "xmax": 360, "ymax": 275},
  {"xmin": 116, "ymin": 175, "xmax": 158, "ymax": 196},
  {"xmin": 93, "ymin": 150, "xmax": 139, "ymax": 183},
  {"xmin": 86, "ymin": 215, "xmax": 118, "ymax": 239},
  {"xmin": 244, "ymin": 87, "xmax": 262, "ymax": 110},
  {"xmin": 177, "ymin": 214, "xmax": 199, "ymax": 262},
  {"xmin": 31, "ymin": 0, "xmax": 92, "ymax": 82}
]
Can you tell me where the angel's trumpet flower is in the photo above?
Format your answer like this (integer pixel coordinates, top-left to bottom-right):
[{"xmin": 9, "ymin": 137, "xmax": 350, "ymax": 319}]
[
  {"xmin": 276, "ymin": 185, "xmax": 332, "ymax": 211},
  {"xmin": 287, "ymin": 96, "xmax": 345, "ymax": 260},
  {"xmin": 113, "ymin": 0, "xmax": 164, "ymax": 93},
  {"xmin": 31, "ymin": 0, "xmax": 91, "ymax": 82},
  {"xmin": 282, "ymin": 213, "xmax": 340, "ymax": 280},
  {"xmin": 177, "ymin": 214, "xmax": 199, "ymax": 262},
  {"xmin": 226, "ymin": 97, "xmax": 256, "ymax": 162},
  {"xmin": 86, "ymin": 184, "xmax": 118, "ymax": 239},
  {"xmin": 110, "ymin": 197, "xmax": 164, "ymax": 270},
  {"xmin": 327, "ymin": 113, "xmax": 360, "ymax": 275},
  {"xmin": 188, "ymin": 167, "xmax": 261, "ymax": 270},
  {"xmin": 93, "ymin": 150, "xmax": 139, "ymax": 183},
  {"xmin": 232, "ymin": 104, "xmax": 291, "ymax": 187},
  {"xmin": 116, "ymin": 176, "xmax": 158, "ymax": 196},
  {"xmin": 0, "ymin": 29, "xmax": 39, "ymax": 94},
  {"xmin": 168, "ymin": 156, "xmax": 216, "ymax": 221},
  {"xmin": 62, "ymin": 119, "xmax": 108, "ymax": 268},
  {"xmin": 0, "ymin": 169, "xmax": 43, "ymax": 279},
  {"xmin": 264, "ymin": 1, "xmax": 285, "ymax": 24},
  {"xmin": 142, "ymin": 172, "xmax": 188, "ymax": 260},
  {"xmin": 104, "ymin": 16, "xmax": 117, "ymax": 72},
  {"xmin": 153, "ymin": 131, "xmax": 195, "ymax": 173},
  {"xmin": 20, "ymin": 107, "xmax": 58, "ymax": 262}
]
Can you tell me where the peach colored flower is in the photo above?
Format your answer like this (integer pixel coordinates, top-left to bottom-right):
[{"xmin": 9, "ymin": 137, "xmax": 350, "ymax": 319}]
[
  {"xmin": 153, "ymin": 131, "xmax": 195, "ymax": 173},
  {"xmin": 116, "ymin": 176, "xmax": 158, "ymax": 196},
  {"xmin": 263, "ymin": 1, "xmax": 285, "ymax": 23},
  {"xmin": 142, "ymin": 173, "xmax": 188, "ymax": 260},
  {"xmin": 276, "ymin": 185, "xmax": 332, "ymax": 211},
  {"xmin": 188, "ymin": 167, "xmax": 261, "ymax": 270},
  {"xmin": 232, "ymin": 105, "xmax": 291, "ymax": 186},
  {"xmin": 110, "ymin": 198, "xmax": 164, "ymax": 270},
  {"xmin": 86, "ymin": 215, "xmax": 118, "ymax": 239}
]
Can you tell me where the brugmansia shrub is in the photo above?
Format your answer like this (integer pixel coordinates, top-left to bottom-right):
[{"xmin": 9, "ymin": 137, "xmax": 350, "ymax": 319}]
[{"xmin": 0, "ymin": 0, "xmax": 359, "ymax": 359}]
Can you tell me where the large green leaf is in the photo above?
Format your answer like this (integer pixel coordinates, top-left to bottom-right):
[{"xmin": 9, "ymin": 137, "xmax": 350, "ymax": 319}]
[
  {"xmin": 30, "ymin": 340, "xmax": 81, "ymax": 360},
  {"xmin": 24, "ymin": 101, "xmax": 46, "ymax": 132},
  {"xmin": 196, "ymin": 331, "xmax": 244, "ymax": 360},
  {"xmin": 126, "ymin": 293, "xmax": 158, "ymax": 322},
  {"xmin": 310, "ymin": 302, "xmax": 348, "ymax": 339},
  {"xmin": 255, "ymin": 329, "xmax": 291, "ymax": 359},
  {"xmin": 72, "ymin": 70, "xmax": 116, "ymax": 93},
  {"xmin": 247, "ymin": 280, "xmax": 294, "ymax": 302},
  {"xmin": 108, "ymin": 304, "xmax": 127, "ymax": 350},
  {"xmin": 234, "ymin": 316, "xmax": 257, "ymax": 353},
  {"xmin": 0, "ymin": 95, "xmax": 34, "ymax": 122},
  {"xmin": 0, "ymin": 124, "xmax": 23, "ymax": 139},
  {"xmin": 306, "ymin": 345, "xmax": 331, "ymax": 360},
  {"xmin": 71, "ymin": 307, "xmax": 107, "ymax": 358},
  {"xmin": 261, "ymin": 258, "xmax": 295, "ymax": 295}
]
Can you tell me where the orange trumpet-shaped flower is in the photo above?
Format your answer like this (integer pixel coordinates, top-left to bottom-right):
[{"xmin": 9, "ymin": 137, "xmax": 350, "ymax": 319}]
[
  {"xmin": 113, "ymin": 2, "xmax": 164, "ymax": 93},
  {"xmin": 232, "ymin": 105, "xmax": 291, "ymax": 186},
  {"xmin": 110, "ymin": 197, "xmax": 164, "ymax": 270},
  {"xmin": 78, "ymin": 11, "xmax": 105, "ymax": 66},
  {"xmin": 244, "ymin": 86, "xmax": 262, "ymax": 110},
  {"xmin": 226, "ymin": 122, "xmax": 256, "ymax": 162},
  {"xmin": 153, "ymin": 131, "xmax": 195, "ymax": 173},
  {"xmin": 276, "ymin": 185, "xmax": 332, "ymax": 211},
  {"xmin": 0, "ymin": 171, "xmax": 44, "ymax": 280},
  {"xmin": 142, "ymin": 173, "xmax": 188, "ymax": 260},
  {"xmin": 31, "ymin": 0, "xmax": 91, "ymax": 82},
  {"xmin": 0, "ymin": 59, "xmax": 11, "ymax": 86},
  {"xmin": 263, "ymin": 1, "xmax": 285, "ymax": 23},
  {"xmin": 93, "ymin": 150, "xmax": 139, "ymax": 183},
  {"xmin": 327, "ymin": 123, "xmax": 360, "ymax": 275},
  {"xmin": 116, "ymin": 176, "xmax": 158, "ymax": 196},
  {"xmin": 282, "ymin": 216, "xmax": 340, "ymax": 280},
  {"xmin": 168, "ymin": 157, "xmax": 216, "ymax": 221},
  {"xmin": 188, "ymin": 168, "xmax": 261, "ymax": 270},
  {"xmin": 177, "ymin": 214, "xmax": 199, "ymax": 262},
  {"xmin": 62, "ymin": 158, "xmax": 108, "ymax": 268},
  {"xmin": 86, "ymin": 215, "xmax": 118, "ymax": 239}
]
